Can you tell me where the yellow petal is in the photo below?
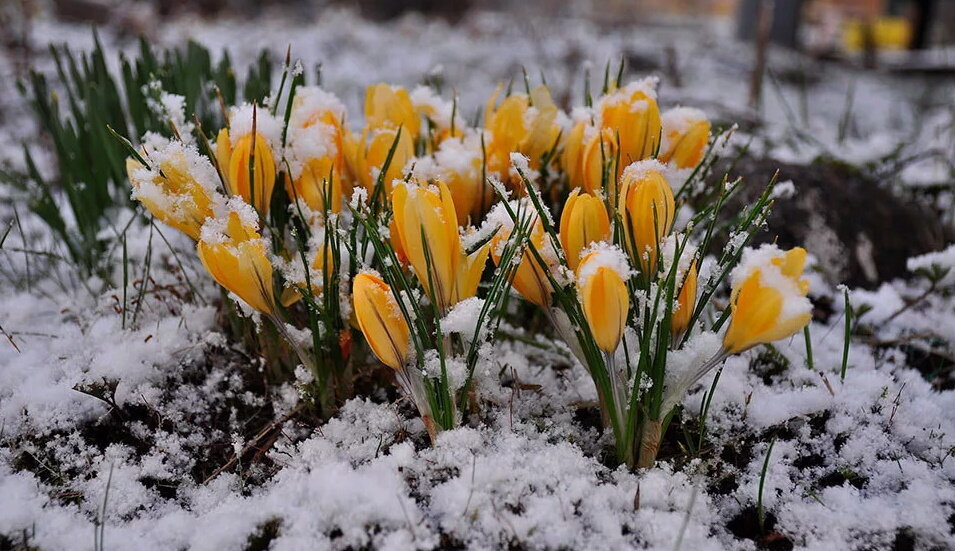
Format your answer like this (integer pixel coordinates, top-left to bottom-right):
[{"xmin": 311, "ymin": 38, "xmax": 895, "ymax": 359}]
[
  {"xmin": 197, "ymin": 211, "xmax": 274, "ymax": 314},
  {"xmin": 353, "ymin": 272, "xmax": 411, "ymax": 371},
  {"xmin": 578, "ymin": 255, "xmax": 629, "ymax": 354},
  {"xmin": 601, "ymin": 89, "xmax": 661, "ymax": 166},
  {"xmin": 560, "ymin": 122, "xmax": 587, "ymax": 189},
  {"xmin": 618, "ymin": 167, "xmax": 674, "ymax": 277},
  {"xmin": 559, "ymin": 189, "xmax": 610, "ymax": 271},
  {"xmin": 661, "ymin": 118, "xmax": 710, "ymax": 169},
  {"xmin": 671, "ymin": 261, "xmax": 698, "ymax": 337}
]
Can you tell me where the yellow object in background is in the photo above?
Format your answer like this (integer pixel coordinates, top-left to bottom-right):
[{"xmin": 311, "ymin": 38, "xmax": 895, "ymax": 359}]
[{"xmin": 842, "ymin": 17, "xmax": 911, "ymax": 52}]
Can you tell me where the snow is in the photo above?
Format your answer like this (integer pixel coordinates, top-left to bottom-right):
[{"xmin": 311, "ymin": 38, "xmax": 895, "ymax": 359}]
[
  {"xmin": 226, "ymin": 103, "xmax": 284, "ymax": 151},
  {"xmin": 130, "ymin": 134, "xmax": 221, "ymax": 212},
  {"xmin": 621, "ymin": 159, "xmax": 668, "ymax": 183},
  {"xmin": 907, "ymin": 244, "xmax": 955, "ymax": 286},
  {"xmin": 576, "ymin": 242, "xmax": 633, "ymax": 286},
  {"xmin": 284, "ymin": 86, "xmax": 346, "ymax": 180},
  {"xmin": 661, "ymin": 106, "xmax": 706, "ymax": 138}
]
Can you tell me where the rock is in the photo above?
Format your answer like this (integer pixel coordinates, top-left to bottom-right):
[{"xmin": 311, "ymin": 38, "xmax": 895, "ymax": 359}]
[{"xmin": 712, "ymin": 156, "xmax": 948, "ymax": 288}]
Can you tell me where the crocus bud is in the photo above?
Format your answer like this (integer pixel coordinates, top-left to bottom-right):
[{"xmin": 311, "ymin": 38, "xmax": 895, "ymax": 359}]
[
  {"xmin": 284, "ymin": 87, "xmax": 348, "ymax": 213},
  {"xmin": 660, "ymin": 107, "xmax": 710, "ymax": 169},
  {"xmin": 286, "ymin": 158, "xmax": 342, "ymax": 213},
  {"xmin": 391, "ymin": 180, "xmax": 489, "ymax": 312},
  {"xmin": 490, "ymin": 216, "xmax": 553, "ymax": 308},
  {"xmin": 344, "ymin": 126, "xmax": 415, "ymax": 195},
  {"xmin": 671, "ymin": 260, "xmax": 698, "ymax": 338},
  {"xmin": 577, "ymin": 246, "xmax": 631, "ymax": 354},
  {"xmin": 410, "ymin": 85, "xmax": 464, "ymax": 147},
  {"xmin": 365, "ymin": 83, "xmax": 420, "ymax": 139},
  {"xmin": 126, "ymin": 138, "xmax": 218, "ymax": 240},
  {"xmin": 353, "ymin": 271, "xmax": 411, "ymax": 371},
  {"xmin": 433, "ymin": 136, "xmax": 485, "ymax": 226},
  {"xmin": 598, "ymin": 79, "xmax": 661, "ymax": 169},
  {"xmin": 560, "ymin": 122, "xmax": 587, "ymax": 189},
  {"xmin": 484, "ymin": 84, "xmax": 561, "ymax": 181},
  {"xmin": 618, "ymin": 161, "xmax": 675, "ymax": 277},
  {"xmin": 197, "ymin": 198, "xmax": 275, "ymax": 314},
  {"xmin": 559, "ymin": 189, "xmax": 611, "ymax": 271},
  {"xmin": 216, "ymin": 105, "xmax": 280, "ymax": 215},
  {"xmin": 723, "ymin": 246, "xmax": 812, "ymax": 354},
  {"xmin": 581, "ymin": 127, "xmax": 618, "ymax": 196}
]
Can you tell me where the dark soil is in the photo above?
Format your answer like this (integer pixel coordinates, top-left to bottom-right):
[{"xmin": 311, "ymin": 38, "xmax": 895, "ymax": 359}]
[{"xmin": 712, "ymin": 157, "xmax": 948, "ymax": 289}]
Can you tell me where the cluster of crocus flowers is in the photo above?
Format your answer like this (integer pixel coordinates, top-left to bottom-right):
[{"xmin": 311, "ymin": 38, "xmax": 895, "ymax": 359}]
[
  {"xmin": 216, "ymin": 105, "xmax": 282, "ymax": 214},
  {"xmin": 120, "ymin": 72, "xmax": 815, "ymax": 468},
  {"xmin": 390, "ymin": 179, "xmax": 489, "ymax": 313},
  {"xmin": 125, "ymin": 135, "xmax": 220, "ymax": 241}
]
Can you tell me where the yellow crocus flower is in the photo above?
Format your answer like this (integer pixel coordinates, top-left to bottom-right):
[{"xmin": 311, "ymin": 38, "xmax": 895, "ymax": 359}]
[
  {"xmin": 442, "ymin": 159, "xmax": 484, "ymax": 227},
  {"xmin": 284, "ymin": 91, "xmax": 348, "ymax": 213},
  {"xmin": 560, "ymin": 122, "xmax": 587, "ymax": 189},
  {"xmin": 660, "ymin": 107, "xmax": 710, "ymax": 169},
  {"xmin": 352, "ymin": 271, "xmax": 411, "ymax": 371},
  {"xmin": 490, "ymin": 217, "xmax": 553, "ymax": 308},
  {"xmin": 286, "ymin": 157, "xmax": 342, "ymax": 214},
  {"xmin": 344, "ymin": 127, "xmax": 415, "ymax": 195},
  {"xmin": 433, "ymin": 136, "xmax": 486, "ymax": 226},
  {"xmin": 216, "ymin": 122, "xmax": 277, "ymax": 215},
  {"xmin": 723, "ymin": 247, "xmax": 812, "ymax": 354},
  {"xmin": 618, "ymin": 162, "xmax": 675, "ymax": 277},
  {"xmin": 580, "ymin": 127, "xmax": 619, "ymax": 196},
  {"xmin": 125, "ymin": 140, "xmax": 218, "ymax": 241},
  {"xmin": 598, "ymin": 80, "xmax": 661, "ymax": 169},
  {"xmin": 559, "ymin": 189, "xmax": 611, "ymax": 271},
  {"xmin": 197, "ymin": 201, "xmax": 275, "ymax": 314},
  {"xmin": 410, "ymin": 85, "xmax": 464, "ymax": 148},
  {"xmin": 671, "ymin": 260, "xmax": 698, "ymax": 338},
  {"xmin": 484, "ymin": 84, "xmax": 561, "ymax": 181},
  {"xmin": 577, "ymin": 248, "xmax": 630, "ymax": 354},
  {"xmin": 365, "ymin": 83, "xmax": 420, "ymax": 140},
  {"xmin": 391, "ymin": 180, "xmax": 489, "ymax": 312}
]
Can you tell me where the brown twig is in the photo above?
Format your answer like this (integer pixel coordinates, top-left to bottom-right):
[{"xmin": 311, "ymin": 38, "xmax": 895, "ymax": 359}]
[
  {"xmin": 202, "ymin": 403, "xmax": 305, "ymax": 484},
  {"xmin": 883, "ymin": 282, "xmax": 937, "ymax": 324}
]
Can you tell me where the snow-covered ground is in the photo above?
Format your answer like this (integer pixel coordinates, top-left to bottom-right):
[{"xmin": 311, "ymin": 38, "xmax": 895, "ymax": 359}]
[{"xmin": 1, "ymin": 7, "xmax": 954, "ymax": 550}]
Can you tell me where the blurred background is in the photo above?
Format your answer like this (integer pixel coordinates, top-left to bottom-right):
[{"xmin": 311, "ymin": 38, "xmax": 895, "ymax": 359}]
[{"xmin": 3, "ymin": 0, "xmax": 955, "ymax": 69}]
